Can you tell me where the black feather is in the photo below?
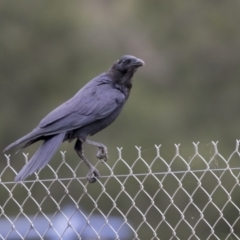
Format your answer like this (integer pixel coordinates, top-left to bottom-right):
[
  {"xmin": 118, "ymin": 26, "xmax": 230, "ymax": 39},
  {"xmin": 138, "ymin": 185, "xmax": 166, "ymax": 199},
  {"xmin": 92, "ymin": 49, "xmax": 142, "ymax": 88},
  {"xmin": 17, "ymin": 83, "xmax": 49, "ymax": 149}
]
[{"xmin": 4, "ymin": 55, "xmax": 144, "ymax": 182}]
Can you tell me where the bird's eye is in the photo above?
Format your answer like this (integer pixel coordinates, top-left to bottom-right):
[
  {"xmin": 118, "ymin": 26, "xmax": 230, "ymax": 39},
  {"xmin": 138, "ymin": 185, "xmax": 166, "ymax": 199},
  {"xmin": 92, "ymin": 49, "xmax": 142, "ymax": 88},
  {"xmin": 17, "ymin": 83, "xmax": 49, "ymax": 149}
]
[{"xmin": 123, "ymin": 59, "xmax": 131, "ymax": 65}]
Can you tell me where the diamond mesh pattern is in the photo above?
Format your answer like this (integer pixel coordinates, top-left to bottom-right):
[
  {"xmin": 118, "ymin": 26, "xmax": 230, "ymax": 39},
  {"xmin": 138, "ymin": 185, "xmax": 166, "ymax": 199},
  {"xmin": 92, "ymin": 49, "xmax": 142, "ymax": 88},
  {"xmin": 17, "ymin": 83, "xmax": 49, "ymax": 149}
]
[{"xmin": 1, "ymin": 141, "xmax": 240, "ymax": 239}]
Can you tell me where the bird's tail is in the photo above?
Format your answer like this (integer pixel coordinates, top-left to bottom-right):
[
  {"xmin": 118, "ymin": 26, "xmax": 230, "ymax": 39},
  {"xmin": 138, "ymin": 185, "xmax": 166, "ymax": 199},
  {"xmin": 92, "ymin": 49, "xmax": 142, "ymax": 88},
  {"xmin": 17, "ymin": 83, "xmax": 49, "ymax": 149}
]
[
  {"xmin": 15, "ymin": 133, "xmax": 65, "ymax": 182},
  {"xmin": 3, "ymin": 129, "xmax": 41, "ymax": 153}
]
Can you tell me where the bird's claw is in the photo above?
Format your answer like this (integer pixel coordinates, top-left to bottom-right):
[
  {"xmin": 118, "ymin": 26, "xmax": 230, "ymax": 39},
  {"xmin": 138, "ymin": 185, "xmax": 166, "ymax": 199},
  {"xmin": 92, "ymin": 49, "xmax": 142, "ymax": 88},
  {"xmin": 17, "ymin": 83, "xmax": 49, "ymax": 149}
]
[
  {"xmin": 96, "ymin": 147, "xmax": 108, "ymax": 161},
  {"xmin": 86, "ymin": 167, "xmax": 100, "ymax": 183}
]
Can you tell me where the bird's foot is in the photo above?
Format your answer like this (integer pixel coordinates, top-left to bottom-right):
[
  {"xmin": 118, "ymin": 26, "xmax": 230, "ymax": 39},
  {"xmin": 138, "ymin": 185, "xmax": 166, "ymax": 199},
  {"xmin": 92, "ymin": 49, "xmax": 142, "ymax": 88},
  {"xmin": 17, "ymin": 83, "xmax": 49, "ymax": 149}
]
[
  {"xmin": 86, "ymin": 167, "xmax": 100, "ymax": 183},
  {"xmin": 96, "ymin": 146, "xmax": 108, "ymax": 161}
]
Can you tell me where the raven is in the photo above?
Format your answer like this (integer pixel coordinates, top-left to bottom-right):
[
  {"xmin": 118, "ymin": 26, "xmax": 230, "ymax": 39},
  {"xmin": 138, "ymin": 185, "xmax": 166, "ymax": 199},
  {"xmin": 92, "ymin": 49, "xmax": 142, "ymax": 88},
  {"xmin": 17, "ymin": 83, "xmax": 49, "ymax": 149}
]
[{"xmin": 3, "ymin": 55, "xmax": 144, "ymax": 183}]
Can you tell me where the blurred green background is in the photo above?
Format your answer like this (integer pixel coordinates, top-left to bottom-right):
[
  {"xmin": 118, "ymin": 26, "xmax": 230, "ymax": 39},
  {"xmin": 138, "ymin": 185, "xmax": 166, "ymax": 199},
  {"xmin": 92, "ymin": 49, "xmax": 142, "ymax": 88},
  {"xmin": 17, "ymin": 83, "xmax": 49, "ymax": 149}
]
[{"xmin": 1, "ymin": 1, "xmax": 240, "ymax": 239}]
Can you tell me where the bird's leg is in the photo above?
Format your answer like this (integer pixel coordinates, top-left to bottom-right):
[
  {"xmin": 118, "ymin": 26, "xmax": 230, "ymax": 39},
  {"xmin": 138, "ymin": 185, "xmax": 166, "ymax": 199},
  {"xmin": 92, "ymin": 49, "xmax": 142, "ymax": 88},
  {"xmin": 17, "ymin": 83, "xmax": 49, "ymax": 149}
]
[
  {"xmin": 74, "ymin": 139, "xmax": 100, "ymax": 183},
  {"xmin": 85, "ymin": 139, "xmax": 108, "ymax": 161}
]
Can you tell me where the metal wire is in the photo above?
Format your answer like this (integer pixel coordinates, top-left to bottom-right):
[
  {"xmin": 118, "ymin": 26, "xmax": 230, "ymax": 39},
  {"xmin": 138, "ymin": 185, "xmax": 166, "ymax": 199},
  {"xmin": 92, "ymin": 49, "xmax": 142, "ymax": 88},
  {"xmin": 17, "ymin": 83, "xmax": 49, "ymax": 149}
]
[{"xmin": 1, "ymin": 141, "xmax": 240, "ymax": 240}]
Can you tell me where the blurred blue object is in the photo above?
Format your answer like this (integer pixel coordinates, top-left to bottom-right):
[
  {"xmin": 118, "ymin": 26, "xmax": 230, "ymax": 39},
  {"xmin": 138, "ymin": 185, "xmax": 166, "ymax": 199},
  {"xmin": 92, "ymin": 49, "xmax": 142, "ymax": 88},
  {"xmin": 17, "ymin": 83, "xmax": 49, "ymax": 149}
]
[{"xmin": 0, "ymin": 205, "xmax": 132, "ymax": 239}]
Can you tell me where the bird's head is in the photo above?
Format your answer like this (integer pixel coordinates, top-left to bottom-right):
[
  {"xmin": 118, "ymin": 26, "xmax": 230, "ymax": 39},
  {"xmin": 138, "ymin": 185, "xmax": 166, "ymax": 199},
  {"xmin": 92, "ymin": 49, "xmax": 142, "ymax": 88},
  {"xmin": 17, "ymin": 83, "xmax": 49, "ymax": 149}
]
[
  {"xmin": 109, "ymin": 55, "xmax": 144, "ymax": 87},
  {"xmin": 114, "ymin": 55, "xmax": 145, "ymax": 74}
]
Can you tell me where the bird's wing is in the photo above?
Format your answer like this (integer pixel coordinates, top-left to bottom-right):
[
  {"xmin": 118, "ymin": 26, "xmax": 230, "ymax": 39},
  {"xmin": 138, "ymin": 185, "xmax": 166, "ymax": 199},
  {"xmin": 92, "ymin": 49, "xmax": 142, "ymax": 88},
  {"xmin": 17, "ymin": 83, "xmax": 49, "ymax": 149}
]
[
  {"xmin": 39, "ymin": 80, "xmax": 125, "ymax": 133},
  {"xmin": 3, "ymin": 77, "xmax": 125, "ymax": 152}
]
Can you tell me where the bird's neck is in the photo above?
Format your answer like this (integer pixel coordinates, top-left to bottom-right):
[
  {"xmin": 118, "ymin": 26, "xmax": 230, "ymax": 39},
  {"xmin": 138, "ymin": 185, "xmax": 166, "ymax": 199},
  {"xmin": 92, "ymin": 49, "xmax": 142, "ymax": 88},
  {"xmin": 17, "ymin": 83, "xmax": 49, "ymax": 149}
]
[{"xmin": 107, "ymin": 69, "xmax": 133, "ymax": 89}]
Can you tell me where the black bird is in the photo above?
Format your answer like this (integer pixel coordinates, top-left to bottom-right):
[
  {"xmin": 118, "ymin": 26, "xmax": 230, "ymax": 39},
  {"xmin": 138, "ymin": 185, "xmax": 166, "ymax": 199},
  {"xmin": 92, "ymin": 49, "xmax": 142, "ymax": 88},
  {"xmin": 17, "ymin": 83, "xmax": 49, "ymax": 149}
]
[{"xmin": 3, "ymin": 55, "xmax": 144, "ymax": 183}]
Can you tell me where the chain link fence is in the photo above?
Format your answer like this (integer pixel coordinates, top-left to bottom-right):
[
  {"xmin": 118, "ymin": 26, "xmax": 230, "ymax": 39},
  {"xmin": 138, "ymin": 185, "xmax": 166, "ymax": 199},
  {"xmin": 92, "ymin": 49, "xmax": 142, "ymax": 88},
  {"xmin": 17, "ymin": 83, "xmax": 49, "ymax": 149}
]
[{"xmin": 1, "ymin": 141, "xmax": 240, "ymax": 240}]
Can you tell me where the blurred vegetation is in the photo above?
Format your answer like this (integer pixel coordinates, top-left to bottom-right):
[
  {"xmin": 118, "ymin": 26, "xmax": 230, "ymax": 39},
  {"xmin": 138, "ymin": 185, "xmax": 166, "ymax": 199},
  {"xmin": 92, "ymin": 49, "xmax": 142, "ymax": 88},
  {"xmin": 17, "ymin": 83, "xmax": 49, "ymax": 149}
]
[{"xmin": 1, "ymin": 1, "xmax": 240, "ymax": 239}]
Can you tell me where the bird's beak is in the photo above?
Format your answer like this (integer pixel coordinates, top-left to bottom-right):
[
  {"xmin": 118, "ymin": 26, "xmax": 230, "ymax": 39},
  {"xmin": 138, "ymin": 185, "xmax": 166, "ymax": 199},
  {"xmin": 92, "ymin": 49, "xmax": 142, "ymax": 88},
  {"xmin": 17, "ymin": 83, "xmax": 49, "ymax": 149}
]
[{"xmin": 133, "ymin": 58, "xmax": 145, "ymax": 67}]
